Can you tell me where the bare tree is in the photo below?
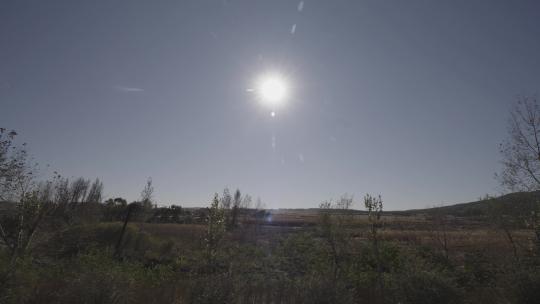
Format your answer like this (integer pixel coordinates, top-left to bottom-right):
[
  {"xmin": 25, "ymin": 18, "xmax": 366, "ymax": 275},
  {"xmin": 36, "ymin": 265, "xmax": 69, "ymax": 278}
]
[
  {"xmin": 336, "ymin": 193, "xmax": 353, "ymax": 210},
  {"xmin": 36, "ymin": 180, "xmax": 54, "ymax": 203},
  {"xmin": 0, "ymin": 128, "xmax": 107, "ymax": 260},
  {"xmin": 230, "ymin": 189, "xmax": 242, "ymax": 228},
  {"xmin": 498, "ymin": 96, "xmax": 540, "ymax": 192},
  {"xmin": 140, "ymin": 177, "xmax": 154, "ymax": 209},
  {"xmin": 0, "ymin": 191, "xmax": 52, "ymax": 285},
  {"xmin": 205, "ymin": 193, "xmax": 226, "ymax": 272},
  {"xmin": 241, "ymin": 193, "xmax": 252, "ymax": 209},
  {"xmin": 497, "ymin": 96, "xmax": 540, "ymax": 250},
  {"xmin": 364, "ymin": 194, "xmax": 384, "ymax": 301},
  {"xmin": 70, "ymin": 177, "xmax": 90, "ymax": 203},
  {"xmin": 86, "ymin": 178, "xmax": 103, "ymax": 203},
  {"xmin": 0, "ymin": 129, "xmax": 36, "ymax": 202},
  {"xmin": 54, "ymin": 177, "xmax": 70, "ymax": 205},
  {"xmin": 0, "ymin": 129, "xmax": 106, "ymax": 286},
  {"xmin": 0, "ymin": 129, "xmax": 49, "ymax": 284},
  {"xmin": 220, "ymin": 187, "xmax": 231, "ymax": 209},
  {"xmin": 318, "ymin": 194, "xmax": 354, "ymax": 282}
]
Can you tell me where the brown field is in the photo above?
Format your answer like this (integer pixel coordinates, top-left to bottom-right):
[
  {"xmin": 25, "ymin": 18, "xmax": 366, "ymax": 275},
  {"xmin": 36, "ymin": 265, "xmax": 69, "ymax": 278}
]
[{"xmin": 135, "ymin": 208, "xmax": 537, "ymax": 266}]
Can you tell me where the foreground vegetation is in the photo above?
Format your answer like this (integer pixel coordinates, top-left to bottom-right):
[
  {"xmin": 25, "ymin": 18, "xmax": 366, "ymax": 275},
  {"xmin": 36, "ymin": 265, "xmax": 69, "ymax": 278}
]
[{"xmin": 1, "ymin": 190, "xmax": 540, "ymax": 303}]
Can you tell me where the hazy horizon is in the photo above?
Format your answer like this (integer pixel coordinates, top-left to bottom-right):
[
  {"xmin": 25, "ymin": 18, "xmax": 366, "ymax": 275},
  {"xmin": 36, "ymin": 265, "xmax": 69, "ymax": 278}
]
[{"xmin": 2, "ymin": 0, "xmax": 540, "ymax": 209}]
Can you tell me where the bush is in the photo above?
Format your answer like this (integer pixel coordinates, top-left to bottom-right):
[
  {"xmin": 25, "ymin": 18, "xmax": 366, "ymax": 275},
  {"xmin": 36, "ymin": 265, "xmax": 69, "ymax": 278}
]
[
  {"xmin": 512, "ymin": 266, "xmax": 540, "ymax": 304},
  {"xmin": 398, "ymin": 271, "xmax": 462, "ymax": 304}
]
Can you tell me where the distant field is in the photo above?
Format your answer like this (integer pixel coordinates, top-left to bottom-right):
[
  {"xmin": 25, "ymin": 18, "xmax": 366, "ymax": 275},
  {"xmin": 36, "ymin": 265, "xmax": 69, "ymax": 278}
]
[{"xmin": 132, "ymin": 208, "xmax": 536, "ymax": 265}]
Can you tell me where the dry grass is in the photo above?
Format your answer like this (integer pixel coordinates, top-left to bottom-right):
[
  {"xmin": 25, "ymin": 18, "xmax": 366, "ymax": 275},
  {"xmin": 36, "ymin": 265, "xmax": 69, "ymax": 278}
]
[{"xmin": 127, "ymin": 209, "xmax": 537, "ymax": 264}]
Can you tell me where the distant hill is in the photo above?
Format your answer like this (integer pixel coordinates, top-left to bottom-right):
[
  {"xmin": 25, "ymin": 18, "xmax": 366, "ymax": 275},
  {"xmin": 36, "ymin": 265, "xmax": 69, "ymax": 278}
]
[
  {"xmin": 399, "ymin": 191, "xmax": 540, "ymax": 217},
  {"xmin": 269, "ymin": 192, "xmax": 540, "ymax": 218},
  {"xmin": 3, "ymin": 191, "xmax": 540, "ymax": 219}
]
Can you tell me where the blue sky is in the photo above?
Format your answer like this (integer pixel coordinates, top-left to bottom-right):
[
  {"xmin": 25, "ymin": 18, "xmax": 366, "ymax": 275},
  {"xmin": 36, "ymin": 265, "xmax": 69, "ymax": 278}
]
[{"xmin": 1, "ymin": 0, "xmax": 540, "ymax": 209}]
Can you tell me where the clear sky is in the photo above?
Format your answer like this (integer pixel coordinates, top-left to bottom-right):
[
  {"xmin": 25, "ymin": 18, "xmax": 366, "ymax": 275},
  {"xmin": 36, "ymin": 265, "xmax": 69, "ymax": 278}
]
[{"xmin": 1, "ymin": 0, "xmax": 540, "ymax": 209}]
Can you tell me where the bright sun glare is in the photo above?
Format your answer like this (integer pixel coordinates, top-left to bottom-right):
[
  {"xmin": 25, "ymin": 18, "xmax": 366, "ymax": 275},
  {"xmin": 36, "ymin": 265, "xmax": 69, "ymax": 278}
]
[{"xmin": 256, "ymin": 73, "xmax": 289, "ymax": 107}]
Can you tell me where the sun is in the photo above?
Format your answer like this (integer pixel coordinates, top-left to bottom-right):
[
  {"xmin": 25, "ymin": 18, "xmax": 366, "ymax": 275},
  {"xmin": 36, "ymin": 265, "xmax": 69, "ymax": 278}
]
[{"xmin": 256, "ymin": 73, "xmax": 289, "ymax": 107}]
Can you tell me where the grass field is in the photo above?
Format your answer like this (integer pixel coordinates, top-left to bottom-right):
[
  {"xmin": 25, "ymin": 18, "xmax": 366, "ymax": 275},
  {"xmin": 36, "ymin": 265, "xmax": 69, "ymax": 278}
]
[{"xmin": 134, "ymin": 208, "xmax": 537, "ymax": 266}]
